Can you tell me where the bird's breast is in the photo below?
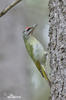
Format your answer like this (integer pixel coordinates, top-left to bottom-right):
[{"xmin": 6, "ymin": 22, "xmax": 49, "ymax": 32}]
[{"xmin": 27, "ymin": 36, "xmax": 44, "ymax": 62}]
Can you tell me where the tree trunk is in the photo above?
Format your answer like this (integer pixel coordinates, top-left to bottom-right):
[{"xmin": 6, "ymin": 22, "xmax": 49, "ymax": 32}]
[{"xmin": 48, "ymin": 0, "xmax": 66, "ymax": 100}]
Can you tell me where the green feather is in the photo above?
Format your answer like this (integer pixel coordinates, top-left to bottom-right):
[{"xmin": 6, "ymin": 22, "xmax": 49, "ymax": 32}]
[{"xmin": 23, "ymin": 35, "xmax": 51, "ymax": 87}]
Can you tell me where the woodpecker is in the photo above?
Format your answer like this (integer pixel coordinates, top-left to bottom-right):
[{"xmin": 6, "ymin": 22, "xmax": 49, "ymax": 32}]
[{"xmin": 23, "ymin": 24, "xmax": 51, "ymax": 87}]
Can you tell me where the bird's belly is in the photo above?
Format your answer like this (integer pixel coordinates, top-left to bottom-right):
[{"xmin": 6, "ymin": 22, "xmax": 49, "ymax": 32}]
[
  {"xmin": 33, "ymin": 43, "xmax": 44, "ymax": 62},
  {"xmin": 27, "ymin": 36, "xmax": 45, "ymax": 63}
]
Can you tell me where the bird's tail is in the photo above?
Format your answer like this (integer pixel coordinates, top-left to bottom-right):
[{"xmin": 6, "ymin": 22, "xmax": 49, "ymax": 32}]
[
  {"xmin": 35, "ymin": 60, "xmax": 51, "ymax": 87},
  {"xmin": 40, "ymin": 65, "xmax": 51, "ymax": 87}
]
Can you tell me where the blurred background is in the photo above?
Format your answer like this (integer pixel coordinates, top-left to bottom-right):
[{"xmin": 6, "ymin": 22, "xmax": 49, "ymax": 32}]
[{"xmin": 0, "ymin": 0, "xmax": 50, "ymax": 100}]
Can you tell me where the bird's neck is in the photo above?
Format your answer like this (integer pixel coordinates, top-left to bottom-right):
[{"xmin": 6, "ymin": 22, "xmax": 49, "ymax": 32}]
[{"xmin": 23, "ymin": 35, "xmax": 30, "ymax": 42}]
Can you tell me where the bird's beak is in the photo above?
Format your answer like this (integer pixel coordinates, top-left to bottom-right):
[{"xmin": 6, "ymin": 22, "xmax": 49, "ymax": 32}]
[
  {"xmin": 32, "ymin": 24, "xmax": 38, "ymax": 30},
  {"xmin": 32, "ymin": 24, "xmax": 38, "ymax": 28},
  {"xmin": 30, "ymin": 24, "xmax": 38, "ymax": 34}
]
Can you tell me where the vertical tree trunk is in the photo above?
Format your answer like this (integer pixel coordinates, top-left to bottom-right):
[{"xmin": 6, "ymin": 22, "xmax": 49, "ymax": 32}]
[{"xmin": 48, "ymin": 0, "xmax": 66, "ymax": 100}]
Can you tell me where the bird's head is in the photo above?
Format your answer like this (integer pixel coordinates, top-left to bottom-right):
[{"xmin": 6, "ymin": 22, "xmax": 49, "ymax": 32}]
[{"xmin": 23, "ymin": 24, "xmax": 37, "ymax": 39}]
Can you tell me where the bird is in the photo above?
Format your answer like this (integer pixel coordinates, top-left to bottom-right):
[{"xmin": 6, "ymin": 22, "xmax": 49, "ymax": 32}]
[{"xmin": 22, "ymin": 24, "xmax": 51, "ymax": 87}]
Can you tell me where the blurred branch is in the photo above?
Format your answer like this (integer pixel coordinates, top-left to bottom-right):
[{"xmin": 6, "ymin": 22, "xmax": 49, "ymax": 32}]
[{"xmin": 0, "ymin": 0, "xmax": 22, "ymax": 17}]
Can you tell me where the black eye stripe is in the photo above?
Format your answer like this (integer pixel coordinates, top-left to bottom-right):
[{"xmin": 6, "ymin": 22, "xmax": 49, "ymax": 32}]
[{"xmin": 27, "ymin": 28, "xmax": 31, "ymax": 31}]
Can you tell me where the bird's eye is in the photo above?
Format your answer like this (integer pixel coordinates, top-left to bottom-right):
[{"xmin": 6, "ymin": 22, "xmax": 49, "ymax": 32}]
[
  {"xmin": 27, "ymin": 28, "xmax": 31, "ymax": 31},
  {"xmin": 25, "ymin": 27, "xmax": 31, "ymax": 31}
]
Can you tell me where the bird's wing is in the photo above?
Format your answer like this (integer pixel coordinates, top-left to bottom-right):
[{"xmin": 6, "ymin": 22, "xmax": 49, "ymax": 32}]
[
  {"xmin": 25, "ymin": 41, "xmax": 34, "ymax": 59},
  {"xmin": 35, "ymin": 60, "xmax": 51, "ymax": 85},
  {"xmin": 42, "ymin": 54, "xmax": 51, "ymax": 80}
]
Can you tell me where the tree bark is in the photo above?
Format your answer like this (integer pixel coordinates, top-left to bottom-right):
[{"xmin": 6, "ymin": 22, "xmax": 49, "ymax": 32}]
[{"xmin": 48, "ymin": 0, "xmax": 66, "ymax": 100}]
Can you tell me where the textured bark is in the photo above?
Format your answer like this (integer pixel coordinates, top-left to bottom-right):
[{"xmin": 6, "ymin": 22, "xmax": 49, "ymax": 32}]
[{"xmin": 48, "ymin": 0, "xmax": 66, "ymax": 100}]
